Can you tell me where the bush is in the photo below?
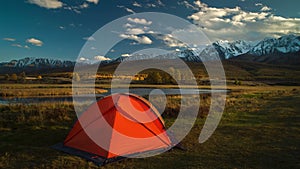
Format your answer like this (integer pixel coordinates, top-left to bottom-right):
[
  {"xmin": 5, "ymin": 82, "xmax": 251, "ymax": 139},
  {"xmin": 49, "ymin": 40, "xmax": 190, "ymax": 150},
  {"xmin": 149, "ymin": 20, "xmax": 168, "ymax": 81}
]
[{"xmin": 234, "ymin": 79, "xmax": 242, "ymax": 85}]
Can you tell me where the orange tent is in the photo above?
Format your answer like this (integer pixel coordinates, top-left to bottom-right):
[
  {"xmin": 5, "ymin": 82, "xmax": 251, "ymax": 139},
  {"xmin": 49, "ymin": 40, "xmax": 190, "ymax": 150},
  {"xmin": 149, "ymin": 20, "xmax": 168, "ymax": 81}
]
[{"xmin": 53, "ymin": 93, "xmax": 174, "ymax": 166}]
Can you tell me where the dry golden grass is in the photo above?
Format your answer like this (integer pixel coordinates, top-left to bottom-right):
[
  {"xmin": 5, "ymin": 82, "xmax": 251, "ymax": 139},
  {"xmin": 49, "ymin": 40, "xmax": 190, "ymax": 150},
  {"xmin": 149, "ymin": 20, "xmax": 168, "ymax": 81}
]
[{"xmin": 0, "ymin": 84, "xmax": 108, "ymax": 97}]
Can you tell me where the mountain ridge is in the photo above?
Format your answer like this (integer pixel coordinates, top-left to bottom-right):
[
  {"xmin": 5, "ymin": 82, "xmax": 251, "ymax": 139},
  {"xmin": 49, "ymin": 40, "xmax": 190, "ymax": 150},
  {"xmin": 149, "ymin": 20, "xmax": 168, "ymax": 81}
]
[
  {"xmin": 0, "ymin": 34, "xmax": 299, "ymax": 70},
  {"xmin": 110, "ymin": 34, "xmax": 299, "ymax": 63}
]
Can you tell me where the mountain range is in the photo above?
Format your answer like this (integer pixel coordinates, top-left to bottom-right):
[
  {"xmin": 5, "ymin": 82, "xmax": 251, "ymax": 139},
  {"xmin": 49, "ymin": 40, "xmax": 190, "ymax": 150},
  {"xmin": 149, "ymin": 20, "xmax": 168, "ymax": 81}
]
[
  {"xmin": 110, "ymin": 34, "xmax": 299, "ymax": 64},
  {"xmin": 0, "ymin": 34, "xmax": 299, "ymax": 73}
]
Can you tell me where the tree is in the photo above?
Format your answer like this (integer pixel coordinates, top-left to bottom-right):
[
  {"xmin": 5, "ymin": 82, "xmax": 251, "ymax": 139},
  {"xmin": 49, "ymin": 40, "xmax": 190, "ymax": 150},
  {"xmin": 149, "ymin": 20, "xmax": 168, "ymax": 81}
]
[
  {"xmin": 146, "ymin": 72, "xmax": 163, "ymax": 84},
  {"xmin": 4, "ymin": 74, "xmax": 10, "ymax": 80},
  {"xmin": 73, "ymin": 73, "xmax": 81, "ymax": 82},
  {"xmin": 37, "ymin": 75, "xmax": 42, "ymax": 80},
  {"xmin": 161, "ymin": 72, "xmax": 172, "ymax": 84},
  {"xmin": 153, "ymin": 72, "xmax": 163, "ymax": 84},
  {"xmin": 19, "ymin": 72, "xmax": 26, "ymax": 82},
  {"xmin": 168, "ymin": 67, "xmax": 175, "ymax": 75},
  {"xmin": 234, "ymin": 79, "xmax": 242, "ymax": 85},
  {"xmin": 11, "ymin": 74, "xmax": 18, "ymax": 81},
  {"xmin": 20, "ymin": 72, "xmax": 26, "ymax": 79},
  {"xmin": 175, "ymin": 69, "xmax": 181, "ymax": 81}
]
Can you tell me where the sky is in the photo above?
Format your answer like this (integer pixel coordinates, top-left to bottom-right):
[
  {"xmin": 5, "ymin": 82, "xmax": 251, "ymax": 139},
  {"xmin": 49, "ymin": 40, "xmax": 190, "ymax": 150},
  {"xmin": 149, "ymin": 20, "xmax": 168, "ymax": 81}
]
[{"xmin": 0, "ymin": 0, "xmax": 299, "ymax": 62}]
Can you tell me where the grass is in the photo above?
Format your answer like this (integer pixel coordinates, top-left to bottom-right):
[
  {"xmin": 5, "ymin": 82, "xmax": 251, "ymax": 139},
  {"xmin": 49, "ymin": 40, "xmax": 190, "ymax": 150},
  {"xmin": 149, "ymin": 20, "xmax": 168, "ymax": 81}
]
[
  {"xmin": 2, "ymin": 82, "xmax": 297, "ymax": 98},
  {"xmin": 0, "ymin": 84, "xmax": 72, "ymax": 97},
  {"xmin": 0, "ymin": 84, "xmax": 108, "ymax": 97},
  {"xmin": 0, "ymin": 86, "xmax": 299, "ymax": 168}
]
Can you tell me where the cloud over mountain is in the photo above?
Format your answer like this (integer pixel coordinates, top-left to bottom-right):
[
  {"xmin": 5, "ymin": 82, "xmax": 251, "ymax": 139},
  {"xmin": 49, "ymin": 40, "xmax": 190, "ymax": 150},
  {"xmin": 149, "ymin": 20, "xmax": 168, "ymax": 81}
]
[
  {"xmin": 187, "ymin": 1, "xmax": 300, "ymax": 41},
  {"xmin": 94, "ymin": 55, "xmax": 111, "ymax": 61}
]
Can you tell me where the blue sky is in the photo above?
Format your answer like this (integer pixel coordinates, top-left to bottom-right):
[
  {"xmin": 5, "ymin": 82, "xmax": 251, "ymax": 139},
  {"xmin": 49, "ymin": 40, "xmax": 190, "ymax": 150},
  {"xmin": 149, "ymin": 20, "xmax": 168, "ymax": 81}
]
[{"xmin": 0, "ymin": 0, "xmax": 299, "ymax": 62}]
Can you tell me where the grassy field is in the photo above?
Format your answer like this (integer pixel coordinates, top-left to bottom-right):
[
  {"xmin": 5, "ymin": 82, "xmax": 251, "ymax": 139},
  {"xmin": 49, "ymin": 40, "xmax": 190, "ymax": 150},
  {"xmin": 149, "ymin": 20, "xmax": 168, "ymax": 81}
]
[
  {"xmin": 0, "ymin": 84, "xmax": 108, "ymax": 97},
  {"xmin": 0, "ymin": 86, "xmax": 299, "ymax": 168}
]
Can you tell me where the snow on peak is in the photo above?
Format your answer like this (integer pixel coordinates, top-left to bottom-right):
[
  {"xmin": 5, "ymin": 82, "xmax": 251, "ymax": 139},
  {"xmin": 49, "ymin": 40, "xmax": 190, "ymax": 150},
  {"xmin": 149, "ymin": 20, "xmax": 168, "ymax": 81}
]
[
  {"xmin": 250, "ymin": 34, "xmax": 300, "ymax": 55},
  {"xmin": 213, "ymin": 40, "xmax": 253, "ymax": 59},
  {"xmin": 10, "ymin": 57, "xmax": 75, "ymax": 68}
]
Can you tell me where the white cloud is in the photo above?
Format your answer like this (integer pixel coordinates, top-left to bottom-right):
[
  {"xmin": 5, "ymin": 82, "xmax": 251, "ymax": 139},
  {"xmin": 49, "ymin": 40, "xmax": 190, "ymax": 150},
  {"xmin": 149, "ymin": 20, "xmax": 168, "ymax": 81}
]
[
  {"xmin": 26, "ymin": 38, "xmax": 43, "ymax": 46},
  {"xmin": 261, "ymin": 6, "xmax": 272, "ymax": 11},
  {"xmin": 117, "ymin": 6, "xmax": 135, "ymax": 14},
  {"xmin": 133, "ymin": 1, "xmax": 142, "ymax": 7},
  {"xmin": 28, "ymin": 0, "xmax": 63, "ymax": 9},
  {"xmin": 124, "ymin": 23, "xmax": 133, "ymax": 28},
  {"xmin": 255, "ymin": 2, "xmax": 271, "ymax": 11},
  {"xmin": 28, "ymin": 0, "xmax": 98, "ymax": 13},
  {"xmin": 128, "ymin": 17, "xmax": 152, "ymax": 25},
  {"xmin": 11, "ymin": 44, "xmax": 30, "ymax": 49},
  {"xmin": 11, "ymin": 44, "xmax": 23, "ymax": 48},
  {"xmin": 125, "ymin": 8, "xmax": 135, "ymax": 14},
  {"xmin": 120, "ymin": 34, "xmax": 153, "ymax": 44},
  {"xmin": 232, "ymin": 11, "xmax": 269, "ymax": 23},
  {"xmin": 83, "ymin": 36, "xmax": 96, "ymax": 41},
  {"xmin": 194, "ymin": 0, "xmax": 208, "ymax": 8},
  {"xmin": 145, "ymin": 0, "xmax": 165, "ymax": 8},
  {"xmin": 157, "ymin": 0, "xmax": 165, "ymax": 6},
  {"xmin": 94, "ymin": 55, "xmax": 111, "ymax": 61},
  {"xmin": 147, "ymin": 3, "xmax": 156, "ymax": 8},
  {"xmin": 64, "ymin": 6, "xmax": 82, "ymax": 14},
  {"xmin": 147, "ymin": 30, "xmax": 157, "ymax": 34},
  {"xmin": 123, "ymin": 19, "xmax": 153, "ymax": 36},
  {"xmin": 80, "ymin": 2, "xmax": 89, "ymax": 9},
  {"xmin": 59, "ymin": 26, "xmax": 65, "ymax": 30},
  {"xmin": 120, "ymin": 21, "xmax": 155, "ymax": 45},
  {"xmin": 121, "ymin": 54, "xmax": 132, "ymax": 57},
  {"xmin": 86, "ymin": 0, "xmax": 99, "ymax": 4},
  {"xmin": 126, "ymin": 28, "xmax": 146, "ymax": 35},
  {"xmin": 79, "ymin": 57, "xmax": 88, "ymax": 61},
  {"xmin": 3, "ymin": 38, "xmax": 16, "ymax": 42},
  {"xmin": 187, "ymin": 1, "xmax": 300, "ymax": 41},
  {"xmin": 160, "ymin": 34, "xmax": 187, "ymax": 47},
  {"xmin": 178, "ymin": 1, "xmax": 198, "ymax": 10}
]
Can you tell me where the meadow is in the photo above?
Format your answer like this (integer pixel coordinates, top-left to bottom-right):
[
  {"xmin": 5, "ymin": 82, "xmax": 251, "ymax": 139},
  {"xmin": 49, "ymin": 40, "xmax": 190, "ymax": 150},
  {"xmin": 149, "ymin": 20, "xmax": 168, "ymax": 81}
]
[
  {"xmin": 0, "ymin": 85, "xmax": 299, "ymax": 168},
  {"xmin": 0, "ymin": 84, "xmax": 108, "ymax": 97}
]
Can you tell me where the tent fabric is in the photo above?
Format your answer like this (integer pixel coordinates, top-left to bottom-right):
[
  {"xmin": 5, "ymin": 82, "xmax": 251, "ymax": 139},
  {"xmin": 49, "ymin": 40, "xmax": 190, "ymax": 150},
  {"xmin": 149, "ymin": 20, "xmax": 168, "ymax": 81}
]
[{"xmin": 53, "ymin": 93, "xmax": 173, "ymax": 166}]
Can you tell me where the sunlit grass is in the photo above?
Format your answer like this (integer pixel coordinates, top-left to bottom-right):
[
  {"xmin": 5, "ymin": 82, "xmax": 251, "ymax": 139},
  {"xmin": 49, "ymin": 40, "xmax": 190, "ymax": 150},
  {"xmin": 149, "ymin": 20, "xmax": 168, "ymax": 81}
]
[{"xmin": 0, "ymin": 84, "xmax": 108, "ymax": 97}]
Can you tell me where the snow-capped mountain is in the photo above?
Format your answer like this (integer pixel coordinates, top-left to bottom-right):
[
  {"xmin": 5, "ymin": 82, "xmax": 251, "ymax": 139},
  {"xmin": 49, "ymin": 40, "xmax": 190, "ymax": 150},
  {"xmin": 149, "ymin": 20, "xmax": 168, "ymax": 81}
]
[
  {"xmin": 111, "ymin": 34, "xmax": 299, "ymax": 63},
  {"xmin": 113, "ymin": 53, "xmax": 157, "ymax": 62},
  {"xmin": 2, "ymin": 57, "xmax": 75, "ymax": 68},
  {"xmin": 210, "ymin": 34, "xmax": 299, "ymax": 59},
  {"xmin": 1, "ymin": 35, "xmax": 299, "ymax": 70},
  {"xmin": 250, "ymin": 34, "xmax": 300, "ymax": 55},
  {"xmin": 111, "ymin": 51, "xmax": 187, "ymax": 62},
  {"xmin": 213, "ymin": 40, "xmax": 255, "ymax": 59}
]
